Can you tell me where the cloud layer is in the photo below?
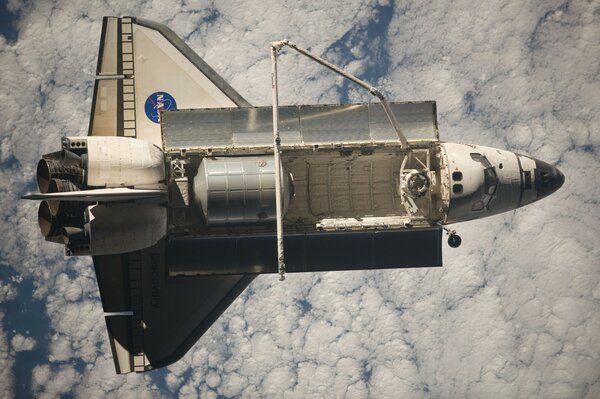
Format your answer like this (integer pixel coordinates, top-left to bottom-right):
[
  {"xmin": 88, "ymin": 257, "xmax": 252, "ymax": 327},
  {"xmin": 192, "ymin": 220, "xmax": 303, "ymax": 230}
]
[{"xmin": 1, "ymin": 0, "xmax": 599, "ymax": 397}]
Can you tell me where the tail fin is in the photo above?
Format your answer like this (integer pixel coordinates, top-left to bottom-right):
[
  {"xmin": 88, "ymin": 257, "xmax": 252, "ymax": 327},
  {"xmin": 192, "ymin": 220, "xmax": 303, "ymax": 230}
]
[{"xmin": 89, "ymin": 16, "xmax": 250, "ymax": 146}]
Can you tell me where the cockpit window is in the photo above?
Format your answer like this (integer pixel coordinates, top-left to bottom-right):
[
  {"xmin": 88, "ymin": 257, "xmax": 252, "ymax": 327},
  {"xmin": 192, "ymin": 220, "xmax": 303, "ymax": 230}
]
[
  {"xmin": 470, "ymin": 153, "xmax": 492, "ymax": 168},
  {"xmin": 470, "ymin": 153, "xmax": 499, "ymax": 211},
  {"xmin": 484, "ymin": 167, "xmax": 499, "ymax": 195}
]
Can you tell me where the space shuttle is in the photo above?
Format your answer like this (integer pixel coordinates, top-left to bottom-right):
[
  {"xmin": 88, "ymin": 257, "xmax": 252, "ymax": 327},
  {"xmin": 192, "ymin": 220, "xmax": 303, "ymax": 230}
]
[{"xmin": 23, "ymin": 17, "xmax": 564, "ymax": 373}]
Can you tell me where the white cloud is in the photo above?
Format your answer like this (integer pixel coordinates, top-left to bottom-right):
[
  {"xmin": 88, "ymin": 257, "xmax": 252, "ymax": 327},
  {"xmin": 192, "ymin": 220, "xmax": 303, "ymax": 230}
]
[
  {"xmin": 0, "ymin": 0, "xmax": 599, "ymax": 397},
  {"xmin": 31, "ymin": 364, "xmax": 81, "ymax": 399},
  {"xmin": 0, "ymin": 313, "xmax": 14, "ymax": 398},
  {"xmin": 0, "ymin": 281, "xmax": 18, "ymax": 302},
  {"xmin": 11, "ymin": 333, "xmax": 36, "ymax": 352},
  {"xmin": 72, "ymin": 357, "xmax": 165, "ymax": 398}
]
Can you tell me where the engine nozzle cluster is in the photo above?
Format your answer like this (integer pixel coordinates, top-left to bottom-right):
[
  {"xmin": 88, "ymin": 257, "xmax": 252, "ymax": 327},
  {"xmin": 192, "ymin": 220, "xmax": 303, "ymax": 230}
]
[{"xmin": 36, "ymin": 152, "xmax": 87, "ymax": 243}]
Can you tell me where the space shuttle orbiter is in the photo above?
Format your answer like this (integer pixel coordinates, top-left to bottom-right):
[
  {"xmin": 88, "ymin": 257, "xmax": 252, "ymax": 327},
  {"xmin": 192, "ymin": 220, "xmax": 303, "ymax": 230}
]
[{"xmin": 23, "ymin": 17, "xmax": 564, "ymax": 373}]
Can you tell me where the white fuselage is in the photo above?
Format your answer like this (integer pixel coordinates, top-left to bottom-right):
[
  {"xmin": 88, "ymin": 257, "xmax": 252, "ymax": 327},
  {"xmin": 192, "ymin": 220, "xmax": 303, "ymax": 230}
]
[
  {"xmin": 441, "ymin": 143, "xmax": 563, "ymax": 224},
  {"xmin": 26, "ymin": 134, "xmax": 564, "ymax": 256}
]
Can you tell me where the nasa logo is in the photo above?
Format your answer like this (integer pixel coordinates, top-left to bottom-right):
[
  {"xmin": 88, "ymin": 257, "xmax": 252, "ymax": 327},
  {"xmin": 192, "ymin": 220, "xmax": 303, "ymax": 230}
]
[{"xmin": 144, "ymin": 91, "xmax": 177, "ymax": 124}]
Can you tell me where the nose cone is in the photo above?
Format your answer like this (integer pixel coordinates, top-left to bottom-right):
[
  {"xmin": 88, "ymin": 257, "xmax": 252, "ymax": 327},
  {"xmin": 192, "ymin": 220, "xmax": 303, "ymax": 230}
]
[{"xmin": 535, "ymin": 159, "xmax": 565, "ymax": 201}]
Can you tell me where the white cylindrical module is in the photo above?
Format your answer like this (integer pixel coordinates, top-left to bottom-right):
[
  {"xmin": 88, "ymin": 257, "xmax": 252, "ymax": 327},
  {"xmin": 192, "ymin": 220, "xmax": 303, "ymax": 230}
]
[{"xmin": 193, "ymin": 156, "xmax": 294, "ymax": 225}]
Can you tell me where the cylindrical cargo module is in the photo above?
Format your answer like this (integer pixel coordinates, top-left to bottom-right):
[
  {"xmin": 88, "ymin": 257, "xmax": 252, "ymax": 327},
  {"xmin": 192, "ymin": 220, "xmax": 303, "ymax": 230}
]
[{"xmin": 193, "ymin": 156, "xmax": 294, "ymax": 225}]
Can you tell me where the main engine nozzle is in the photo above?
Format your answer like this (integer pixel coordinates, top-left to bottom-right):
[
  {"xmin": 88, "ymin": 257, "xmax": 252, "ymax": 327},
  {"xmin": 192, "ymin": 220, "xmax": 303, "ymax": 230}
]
[
  {"xmin": 37, "ymin": 178, "xmax": 85, "ymax": 238},
  {"xmin": 36, "ymin": 151, "xmax": 84, "ymax": 193}
]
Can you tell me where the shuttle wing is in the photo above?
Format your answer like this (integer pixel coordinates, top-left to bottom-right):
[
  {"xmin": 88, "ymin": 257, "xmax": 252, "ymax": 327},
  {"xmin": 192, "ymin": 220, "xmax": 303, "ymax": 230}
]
[
  {"xmin": 94, "ymin": 239, "xmax": 255, "ymax": 373},
  {"xmin": 88, "ymin": 16, "xmax": 250, "ymax": 146}
]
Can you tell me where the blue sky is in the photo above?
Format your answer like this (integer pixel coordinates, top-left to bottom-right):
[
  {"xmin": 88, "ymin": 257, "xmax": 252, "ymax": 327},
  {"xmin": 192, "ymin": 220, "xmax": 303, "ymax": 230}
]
[{"xmin": 1, "ymin": 0, "xmax": 599, "ymax": 397}]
